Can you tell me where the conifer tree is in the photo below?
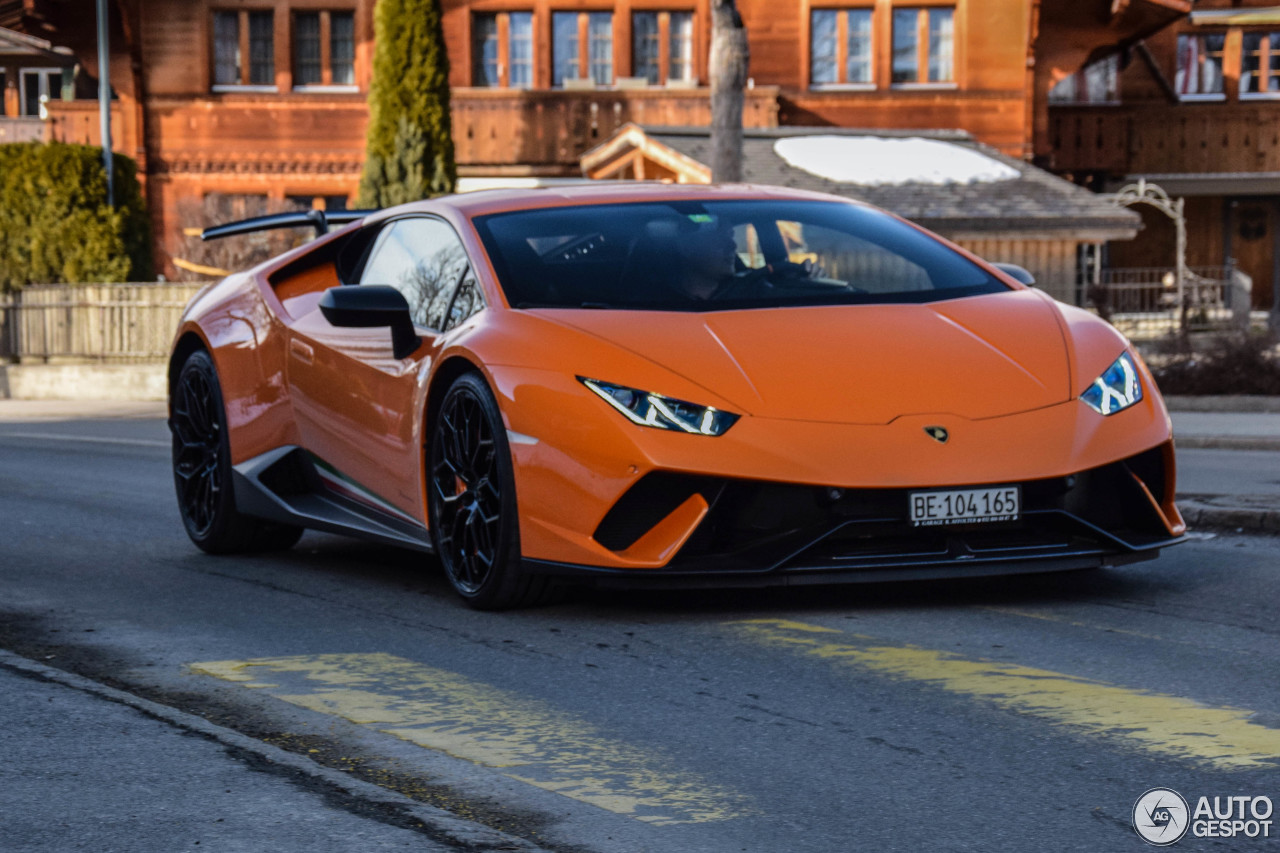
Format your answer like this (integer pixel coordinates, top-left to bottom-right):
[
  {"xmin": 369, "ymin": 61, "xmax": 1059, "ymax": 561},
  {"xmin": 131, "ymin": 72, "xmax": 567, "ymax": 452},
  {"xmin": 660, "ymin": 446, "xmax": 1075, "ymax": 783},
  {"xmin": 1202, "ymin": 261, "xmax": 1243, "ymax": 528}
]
[{"xmin": 357, "ymin": 0, "xmax": 456, "ymax": 207}]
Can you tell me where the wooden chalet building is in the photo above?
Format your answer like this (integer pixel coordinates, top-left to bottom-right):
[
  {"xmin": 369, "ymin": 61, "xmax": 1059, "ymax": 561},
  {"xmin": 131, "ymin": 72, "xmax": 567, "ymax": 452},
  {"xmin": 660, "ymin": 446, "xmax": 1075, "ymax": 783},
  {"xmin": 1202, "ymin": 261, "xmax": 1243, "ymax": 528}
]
[
  {"xmin": 0, "ymin": 25, "xmax": 76, "ymax": 140},
  {"xmin": 0, "ymin": 0, "xmax": 1188, "ymax": 279},
  {"xmin": 1050, "ymin": 0, "xmax": 1280, "ymax": 314}
]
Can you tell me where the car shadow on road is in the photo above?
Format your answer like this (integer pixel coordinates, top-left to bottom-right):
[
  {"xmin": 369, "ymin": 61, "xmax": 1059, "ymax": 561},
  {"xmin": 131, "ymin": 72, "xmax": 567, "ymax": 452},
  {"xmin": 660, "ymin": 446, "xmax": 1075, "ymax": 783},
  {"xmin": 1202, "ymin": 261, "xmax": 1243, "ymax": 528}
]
[
  {"xmin": 569, "ymin": 565, "xmax": 1169, "ymax": 619},
  {"xmin": 271, "ymin": 532, "xmax": 1181, "ymax": 621}
]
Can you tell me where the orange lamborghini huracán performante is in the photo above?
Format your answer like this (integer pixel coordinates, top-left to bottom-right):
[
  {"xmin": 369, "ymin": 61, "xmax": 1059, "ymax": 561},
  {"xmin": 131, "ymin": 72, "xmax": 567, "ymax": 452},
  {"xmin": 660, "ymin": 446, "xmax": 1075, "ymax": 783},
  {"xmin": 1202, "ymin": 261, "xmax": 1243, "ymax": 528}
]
[{"xmin": 169, "ymin": 184, "xmax": 1185, "ymax": 608}]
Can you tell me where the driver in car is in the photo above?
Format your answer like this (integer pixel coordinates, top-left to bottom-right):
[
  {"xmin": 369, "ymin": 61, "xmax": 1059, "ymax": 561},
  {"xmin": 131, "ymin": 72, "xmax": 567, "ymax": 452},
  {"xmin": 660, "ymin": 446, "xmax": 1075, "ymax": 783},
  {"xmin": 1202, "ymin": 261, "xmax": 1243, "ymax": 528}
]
[
  {"xmin": 672, "ymin": 216, "xmax": 742, "ymax": 300},
  {"xmin": 630, "ymin": 214, "xmax": 821, "ymax": 305}
]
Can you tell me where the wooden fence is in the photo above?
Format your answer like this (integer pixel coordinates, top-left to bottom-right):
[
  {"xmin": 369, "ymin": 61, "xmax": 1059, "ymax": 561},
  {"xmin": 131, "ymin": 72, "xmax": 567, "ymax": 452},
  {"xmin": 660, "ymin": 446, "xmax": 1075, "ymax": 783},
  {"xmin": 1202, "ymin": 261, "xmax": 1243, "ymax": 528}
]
[{"xmin": 0, "ymin": 283, "xmax": 206, "ymax": 363}]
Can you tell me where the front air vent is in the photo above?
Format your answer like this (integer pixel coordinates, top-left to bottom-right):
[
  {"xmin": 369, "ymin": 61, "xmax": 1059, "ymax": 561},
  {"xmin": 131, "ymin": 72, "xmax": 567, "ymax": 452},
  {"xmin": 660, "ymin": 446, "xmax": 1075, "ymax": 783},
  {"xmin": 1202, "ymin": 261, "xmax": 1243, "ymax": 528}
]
[{"xmin": 593, "ymin": 472, "xmax": 719, "ymax": 551}]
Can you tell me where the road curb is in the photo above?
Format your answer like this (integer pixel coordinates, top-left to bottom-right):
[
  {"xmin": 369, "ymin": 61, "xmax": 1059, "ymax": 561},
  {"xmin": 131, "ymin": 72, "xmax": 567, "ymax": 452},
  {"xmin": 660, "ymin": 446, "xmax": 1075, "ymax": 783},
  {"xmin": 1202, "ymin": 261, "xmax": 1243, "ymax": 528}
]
[
  {"xmin": 0, "ymin": 649, "xmax": 550, "ymax": 853},
  {"xmin": 1176, "ymin": 436, "xmax": 1280, "ymax": 451},
  {"xmin": 1178, "ymin": 499, "xmax": 1280, "ymax": 535},
  {"xmin": 1164, "ymin": 395, "xmax": 1280, "ymax": 413}
]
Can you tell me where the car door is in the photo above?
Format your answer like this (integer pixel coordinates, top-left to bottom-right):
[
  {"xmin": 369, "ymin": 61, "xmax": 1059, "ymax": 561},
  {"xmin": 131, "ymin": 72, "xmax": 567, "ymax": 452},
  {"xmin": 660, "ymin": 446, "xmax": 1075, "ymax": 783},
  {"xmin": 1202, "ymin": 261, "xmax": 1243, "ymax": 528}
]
[{"xmin": 286, "ymin": 216, "xmax": 479, "ymax": 526}]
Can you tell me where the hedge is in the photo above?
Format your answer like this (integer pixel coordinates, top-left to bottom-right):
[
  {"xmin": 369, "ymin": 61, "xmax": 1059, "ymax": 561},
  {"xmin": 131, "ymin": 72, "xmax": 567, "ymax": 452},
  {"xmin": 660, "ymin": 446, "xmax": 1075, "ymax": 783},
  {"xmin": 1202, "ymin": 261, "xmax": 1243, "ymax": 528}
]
[{"xmin": 0, "ymin": 142, "xmax": 152, "ymax": 292}]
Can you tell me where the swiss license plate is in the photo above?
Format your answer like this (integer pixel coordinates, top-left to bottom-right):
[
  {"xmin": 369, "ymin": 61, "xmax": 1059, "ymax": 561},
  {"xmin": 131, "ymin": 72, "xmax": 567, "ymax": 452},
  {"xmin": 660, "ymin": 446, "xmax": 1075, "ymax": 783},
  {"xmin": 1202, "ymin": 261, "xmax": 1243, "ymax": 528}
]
[{"xmin": 909, "ymin": 486, "xmax": 1020, "ymax": 527}]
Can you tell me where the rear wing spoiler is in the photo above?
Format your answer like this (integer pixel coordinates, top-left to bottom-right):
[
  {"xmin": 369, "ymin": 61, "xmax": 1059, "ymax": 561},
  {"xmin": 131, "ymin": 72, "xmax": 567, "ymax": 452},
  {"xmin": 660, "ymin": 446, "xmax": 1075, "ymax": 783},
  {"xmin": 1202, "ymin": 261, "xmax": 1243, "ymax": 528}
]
[{"xmin": 201, "ymin": 209, "xmax": 378, "ymax": 241}]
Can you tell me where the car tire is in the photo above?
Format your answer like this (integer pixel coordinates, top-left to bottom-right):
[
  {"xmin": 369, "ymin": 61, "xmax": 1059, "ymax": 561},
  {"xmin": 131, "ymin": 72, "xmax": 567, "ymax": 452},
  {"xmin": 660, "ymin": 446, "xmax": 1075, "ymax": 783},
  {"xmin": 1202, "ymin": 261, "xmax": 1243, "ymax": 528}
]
[
  {"xmin": 171, "ymin": 349, "xmax": 304, "ymax": 554},
  {"xmin": 428, "ymin": 372, "xmax": 553, "ymax": 610}
]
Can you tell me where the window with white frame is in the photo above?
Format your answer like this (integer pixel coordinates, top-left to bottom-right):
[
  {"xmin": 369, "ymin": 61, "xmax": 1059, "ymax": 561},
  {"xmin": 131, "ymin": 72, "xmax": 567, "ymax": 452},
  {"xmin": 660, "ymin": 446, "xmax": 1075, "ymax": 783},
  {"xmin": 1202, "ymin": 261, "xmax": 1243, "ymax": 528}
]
[
  {"xmin": 1242, "ymin": 32, "xmax": 1280, "ymax": 95},
  {"xmin": 212, "ymin": 10, "xmax": 275, "ymax": 88},
  {"xmin": 20, "ymin": 68, "xmax": 61, "ymax": 116},
  {"xmin": 810, "ymin": 8, "xmax": 873, "ymax": 87},
  {"xmin": 473, "ymin": 11, "xmax": 534, "ymax": 88},
  {"xmin": 633, "ymin": 11, "xmax": 695, "ymax": 85},
  {"xmin": 1175, "ymin": 33, "xmax": 1226, "ymax": 97},
  {"xmin": 553, "ymin": 11, "xmax": 613, "ymax": 87},
  {"xmin": 891, "ymin": 6, "xmax": 953, "ymax": 85},
  {"xmin": 293, "ymin": 12, "xmax": 355, "ymax": 88}
]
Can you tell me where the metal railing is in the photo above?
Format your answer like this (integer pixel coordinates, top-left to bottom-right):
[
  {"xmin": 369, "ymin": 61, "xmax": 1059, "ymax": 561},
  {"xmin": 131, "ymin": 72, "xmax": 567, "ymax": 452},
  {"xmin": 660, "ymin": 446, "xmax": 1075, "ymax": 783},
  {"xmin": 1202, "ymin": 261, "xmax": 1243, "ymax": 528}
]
[
  {"xmin": 0, "ymin": 283, "xmax": 206, "ymax": 363},
  {"xmin": 1037, "ymin": 265, "xmax": 1250, "ymax": 340},
  {"xmin": 1091, "ymin": 265, "xmax": 1248, "ymax": 339}
]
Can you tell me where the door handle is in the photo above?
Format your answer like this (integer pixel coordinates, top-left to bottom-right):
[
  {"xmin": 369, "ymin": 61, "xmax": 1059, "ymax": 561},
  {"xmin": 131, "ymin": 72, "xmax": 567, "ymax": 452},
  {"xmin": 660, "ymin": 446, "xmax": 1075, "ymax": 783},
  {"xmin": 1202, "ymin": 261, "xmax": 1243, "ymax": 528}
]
[{"xmin": 290, "ymin": 339, "xmax": 314, "ymax": 364}]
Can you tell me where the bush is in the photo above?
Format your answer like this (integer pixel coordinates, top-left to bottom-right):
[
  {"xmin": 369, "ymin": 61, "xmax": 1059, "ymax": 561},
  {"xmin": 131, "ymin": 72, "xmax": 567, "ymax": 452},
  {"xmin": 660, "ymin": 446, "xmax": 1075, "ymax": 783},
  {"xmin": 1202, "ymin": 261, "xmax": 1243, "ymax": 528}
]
[
  {"xmin": 0, "ymin": 142, "xmax": 152, "ymax": 291},
  {"xmin": 356, "ymin": 0, "xmax": 455, "ymax": 208},
  {"xmin": 1150, "ymin": 331, "xmax": 1280, "ymax": 395}
]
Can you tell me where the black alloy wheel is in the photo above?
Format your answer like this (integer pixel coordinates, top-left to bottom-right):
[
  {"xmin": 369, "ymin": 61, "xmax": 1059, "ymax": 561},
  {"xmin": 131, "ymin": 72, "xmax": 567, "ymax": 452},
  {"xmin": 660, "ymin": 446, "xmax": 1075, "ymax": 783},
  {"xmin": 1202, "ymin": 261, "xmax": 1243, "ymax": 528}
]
[
  {"xmin": 429, "ymin": 372, "xmax": 551, "ymax": 609},
  {"xmin": 171, "ymin": 350, "xmax": 302, "ymax": 554}
]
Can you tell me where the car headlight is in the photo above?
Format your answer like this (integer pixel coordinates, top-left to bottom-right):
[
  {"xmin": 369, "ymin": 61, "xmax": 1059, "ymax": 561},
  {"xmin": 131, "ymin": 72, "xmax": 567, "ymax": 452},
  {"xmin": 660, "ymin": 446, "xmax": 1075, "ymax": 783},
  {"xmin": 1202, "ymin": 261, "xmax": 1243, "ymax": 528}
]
[
  {"xmin": 1080, "ymin": 352, "xmax": 1143, "ymax": 416},
  {"xmin": 579, "ymin": 377, "xmax": 740, "ymax": 436}
]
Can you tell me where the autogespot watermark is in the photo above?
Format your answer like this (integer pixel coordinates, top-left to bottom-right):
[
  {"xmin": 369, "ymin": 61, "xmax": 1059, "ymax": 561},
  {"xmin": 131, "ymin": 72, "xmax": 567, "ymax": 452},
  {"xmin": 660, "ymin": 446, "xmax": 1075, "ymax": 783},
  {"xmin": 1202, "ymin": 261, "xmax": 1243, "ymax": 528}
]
[{"xmin": 1133, "ymin": 787, "xmax": 1274, "ymax": 846}]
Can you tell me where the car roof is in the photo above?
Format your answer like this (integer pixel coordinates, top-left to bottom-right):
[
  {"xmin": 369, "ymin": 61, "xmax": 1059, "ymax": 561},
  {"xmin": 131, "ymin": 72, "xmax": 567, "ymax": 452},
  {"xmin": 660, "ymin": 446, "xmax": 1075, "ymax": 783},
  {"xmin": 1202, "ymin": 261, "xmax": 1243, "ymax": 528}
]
[{"xmin": 375, "ymin": 182, "xmax": 862, "ymax": 222}]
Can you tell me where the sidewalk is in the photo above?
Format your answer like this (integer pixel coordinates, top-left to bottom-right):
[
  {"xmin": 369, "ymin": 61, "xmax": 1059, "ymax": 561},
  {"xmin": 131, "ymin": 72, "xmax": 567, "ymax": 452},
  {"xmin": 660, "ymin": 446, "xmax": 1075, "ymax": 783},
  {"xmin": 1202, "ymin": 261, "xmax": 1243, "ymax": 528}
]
[
  {"xmin": 1170, "ymin": 408, "xmax": 1280, "ymax": 534},
  {"xmin": 0, "ymin": 399, "xmax": 168, "ymax": 421},
  {"xmin": 0, "ymin": 651, "xmax": 545, "ymax": 853}
]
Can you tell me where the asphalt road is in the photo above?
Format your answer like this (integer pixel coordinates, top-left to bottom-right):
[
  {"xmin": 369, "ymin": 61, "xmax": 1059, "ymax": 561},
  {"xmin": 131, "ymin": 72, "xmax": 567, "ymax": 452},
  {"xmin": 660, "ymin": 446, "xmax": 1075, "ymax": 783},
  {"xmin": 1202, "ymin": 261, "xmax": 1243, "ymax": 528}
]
[{"xmin": 2, "ymin": 416, "xmax": 1279, "ymax": 852}]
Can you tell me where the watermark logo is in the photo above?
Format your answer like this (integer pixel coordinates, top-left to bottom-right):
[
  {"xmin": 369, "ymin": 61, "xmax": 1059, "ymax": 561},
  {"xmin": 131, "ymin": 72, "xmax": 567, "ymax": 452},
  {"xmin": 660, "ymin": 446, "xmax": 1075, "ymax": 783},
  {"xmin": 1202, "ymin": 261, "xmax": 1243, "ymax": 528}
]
[
  {"xmin": 1190, "ymin": 795, "xmax": 1273, "ymax": 840},
  {"xmin": 1133, "ymin": 789, "xmax": 1274, "ymax": 845},
  {"xmin": 1134, "ymin": 788, "xmax": 1190, "ymax": 846}
]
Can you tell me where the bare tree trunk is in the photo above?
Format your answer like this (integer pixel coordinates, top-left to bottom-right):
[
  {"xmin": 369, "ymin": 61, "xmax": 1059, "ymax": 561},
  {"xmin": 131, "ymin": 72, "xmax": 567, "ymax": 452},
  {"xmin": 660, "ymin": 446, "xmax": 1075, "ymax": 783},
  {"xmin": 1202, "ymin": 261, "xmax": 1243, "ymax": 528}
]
[{"xmin": 710, "ymin": 0, "xmax": 748, "ymax": 183}]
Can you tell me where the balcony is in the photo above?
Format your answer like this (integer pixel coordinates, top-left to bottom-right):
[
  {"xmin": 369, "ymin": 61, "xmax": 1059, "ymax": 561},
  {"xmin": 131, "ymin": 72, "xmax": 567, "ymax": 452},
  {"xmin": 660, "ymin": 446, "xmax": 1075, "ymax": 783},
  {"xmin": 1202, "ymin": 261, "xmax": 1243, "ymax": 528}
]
[
  {"xmin": 43, "ymin": 100, "xmax": 125, "ymax": 148},
  {"xmin": 0, "ymin": 116, "xmax": 45, "ymax": 143},
  {"xmin": 451, "ymin": 86, "xmax": 781, "ymax": 172},
  {"xmin": 1050, "ymin": 103, "xmax": 1280, "ymax": 177}
]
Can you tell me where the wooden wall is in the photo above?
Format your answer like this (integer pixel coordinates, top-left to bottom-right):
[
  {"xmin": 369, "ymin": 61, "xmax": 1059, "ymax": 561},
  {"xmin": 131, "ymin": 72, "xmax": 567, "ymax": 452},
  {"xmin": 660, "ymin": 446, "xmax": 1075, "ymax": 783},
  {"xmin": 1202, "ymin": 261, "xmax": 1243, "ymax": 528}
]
[
  {"xmin": 140, "ymin": 0, "xmax": 376, "ymax": 96},
  {"xmin": 454, "ymin": 87, "xmax": 778, "ymax": 168},
  {"xmin": 954, "ymin": 237, "xmax": 1080, "ymax": 303},
  {"xmin": 442, "ymin": 0, "xmax": 711, "ymax": 90},
  {"xmin": 443, "ymin": 0, "xmax": 1038, "ymax": 155},
  {"xmin": 1052, "ymin": 104, "xmax": 1280, "ymax": 176},
  {"xmin": 782, "ymin": 92, "xmax": 1029, "ymax": 156}
]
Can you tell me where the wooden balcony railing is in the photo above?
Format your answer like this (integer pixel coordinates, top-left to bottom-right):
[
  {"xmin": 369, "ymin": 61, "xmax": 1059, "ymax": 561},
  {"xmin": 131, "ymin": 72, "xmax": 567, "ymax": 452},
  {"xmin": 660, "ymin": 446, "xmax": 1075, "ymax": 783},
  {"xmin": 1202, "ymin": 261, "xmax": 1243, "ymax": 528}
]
[
  {"xmin": 1050, "ymin": 103, "xmax": 1280, "ymax": 175},
  {"xmin": 0, "ymin": 117, "xmax": 46, "ymax": 144},
  {"xmin": 44, "ymin": 100, "xmax": 125, "ymax": 148},
  {"xmin": 452, "ymin": 86, "xmax": 781, "ymax": 170}
]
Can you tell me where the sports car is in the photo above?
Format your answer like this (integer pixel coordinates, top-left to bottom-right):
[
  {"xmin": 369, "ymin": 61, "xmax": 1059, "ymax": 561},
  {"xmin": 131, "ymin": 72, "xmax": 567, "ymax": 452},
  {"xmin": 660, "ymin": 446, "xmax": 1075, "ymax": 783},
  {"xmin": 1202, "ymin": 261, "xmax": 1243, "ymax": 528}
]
[{"xmin": 169, "ymin": 184, "xmax": 1185, "ymax": 609}]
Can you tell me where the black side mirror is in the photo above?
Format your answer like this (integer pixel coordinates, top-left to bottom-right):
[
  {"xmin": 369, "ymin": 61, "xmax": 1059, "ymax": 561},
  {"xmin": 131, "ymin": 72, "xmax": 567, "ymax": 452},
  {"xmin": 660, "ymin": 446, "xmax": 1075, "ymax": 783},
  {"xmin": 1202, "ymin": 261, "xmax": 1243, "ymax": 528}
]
[
  {"xmin": 318, "ymin": 285, "xmax": 422, "ymax": 359},
  {"xmin": 992, "ymin": 263, "xmax": 1036, "ymax": 287}
]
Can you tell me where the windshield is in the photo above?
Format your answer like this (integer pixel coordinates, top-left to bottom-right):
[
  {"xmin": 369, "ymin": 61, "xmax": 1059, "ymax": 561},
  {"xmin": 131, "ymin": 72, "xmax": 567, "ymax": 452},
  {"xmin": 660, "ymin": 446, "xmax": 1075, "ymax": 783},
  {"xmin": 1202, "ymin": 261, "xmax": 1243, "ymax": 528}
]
[{"xmin": 473, "ymin": 200, "xmax": 1008, "ymax": 311}]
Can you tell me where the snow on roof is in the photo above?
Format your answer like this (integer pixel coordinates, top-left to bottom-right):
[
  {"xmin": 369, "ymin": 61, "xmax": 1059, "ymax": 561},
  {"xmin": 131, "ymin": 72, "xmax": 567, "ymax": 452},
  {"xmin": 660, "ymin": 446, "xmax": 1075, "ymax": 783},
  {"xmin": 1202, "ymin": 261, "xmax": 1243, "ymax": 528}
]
[{"xmin": 772, "ymin": 135, "xmax": 1021, "ymax": 187}]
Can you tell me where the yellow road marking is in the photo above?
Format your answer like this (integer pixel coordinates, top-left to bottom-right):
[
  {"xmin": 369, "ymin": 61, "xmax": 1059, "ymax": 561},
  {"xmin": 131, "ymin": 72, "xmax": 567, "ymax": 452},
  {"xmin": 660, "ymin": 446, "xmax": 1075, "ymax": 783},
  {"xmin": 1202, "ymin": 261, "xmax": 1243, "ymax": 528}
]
[
  {"xmin": 734, "ymin": 619, "xmax": 1280, "ymax": 770},
  {"xmin": 192, "ymin": 653, "xmax": 750, "ymax": 825}
]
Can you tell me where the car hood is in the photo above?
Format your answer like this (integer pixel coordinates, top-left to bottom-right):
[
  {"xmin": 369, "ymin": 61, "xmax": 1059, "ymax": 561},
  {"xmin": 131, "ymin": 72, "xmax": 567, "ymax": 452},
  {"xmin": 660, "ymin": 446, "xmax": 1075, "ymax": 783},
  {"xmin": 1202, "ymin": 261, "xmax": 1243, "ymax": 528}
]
[{"xmin": 536, "ymin": 290, "xmax": 1072, "ymax": 424}]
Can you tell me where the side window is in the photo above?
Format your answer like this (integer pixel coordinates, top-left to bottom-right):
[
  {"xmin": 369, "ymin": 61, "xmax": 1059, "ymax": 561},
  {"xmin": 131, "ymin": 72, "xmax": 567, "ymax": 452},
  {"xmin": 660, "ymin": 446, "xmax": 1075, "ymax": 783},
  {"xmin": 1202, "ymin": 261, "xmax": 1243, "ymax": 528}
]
[
  {"xmin": 444, "ymin": 274, "xmax": 486, "ymax": 331},
  {"xmin": 359, "ymin": 218, "xmax": 470, "ymax": 330}
]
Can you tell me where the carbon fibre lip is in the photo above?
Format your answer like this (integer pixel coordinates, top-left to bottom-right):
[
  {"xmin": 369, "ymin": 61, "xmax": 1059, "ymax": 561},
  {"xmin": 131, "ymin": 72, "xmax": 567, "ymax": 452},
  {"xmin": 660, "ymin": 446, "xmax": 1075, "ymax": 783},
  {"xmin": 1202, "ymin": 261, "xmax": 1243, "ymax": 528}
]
[{"xmin": 520, "ymin": 548, "xmax": 1167, "ymax": 590}]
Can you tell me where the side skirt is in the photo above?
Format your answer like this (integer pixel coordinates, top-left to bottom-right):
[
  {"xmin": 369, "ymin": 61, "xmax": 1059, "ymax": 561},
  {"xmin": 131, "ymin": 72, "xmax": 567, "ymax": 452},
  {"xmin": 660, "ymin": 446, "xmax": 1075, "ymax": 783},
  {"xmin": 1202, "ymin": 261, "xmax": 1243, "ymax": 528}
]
[{"xmin": 232, "ymin": 446, "xmax": 433, "ymax": 553}]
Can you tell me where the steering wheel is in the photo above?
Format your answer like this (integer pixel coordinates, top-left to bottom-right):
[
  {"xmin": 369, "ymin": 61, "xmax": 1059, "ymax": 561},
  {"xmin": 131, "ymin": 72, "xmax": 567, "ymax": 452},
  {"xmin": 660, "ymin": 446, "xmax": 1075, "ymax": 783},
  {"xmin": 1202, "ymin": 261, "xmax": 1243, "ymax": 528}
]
[{"xmin": 718, "ymin": 259, "xmax": 867, "ymax": 298}]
